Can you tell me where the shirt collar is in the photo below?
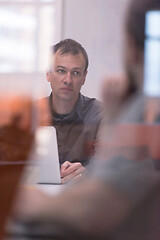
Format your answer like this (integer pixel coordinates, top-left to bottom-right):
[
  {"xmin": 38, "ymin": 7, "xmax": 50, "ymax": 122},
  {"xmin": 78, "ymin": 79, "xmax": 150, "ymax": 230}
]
[{"xmin": 49, "ymin": 93, "xmax": 84, "ymax": 122}]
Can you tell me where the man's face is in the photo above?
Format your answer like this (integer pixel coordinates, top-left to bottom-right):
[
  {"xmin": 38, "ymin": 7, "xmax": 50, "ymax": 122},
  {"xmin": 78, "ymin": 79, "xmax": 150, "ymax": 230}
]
[{"xmin": 47, "ymin": 51, "xmax": 87, "ymax": 103}]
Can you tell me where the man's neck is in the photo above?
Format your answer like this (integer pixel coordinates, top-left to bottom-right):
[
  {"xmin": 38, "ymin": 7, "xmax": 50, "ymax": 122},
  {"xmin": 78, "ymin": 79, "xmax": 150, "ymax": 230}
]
[{"xmin": 51, "ymin": 96, "xmax": 78, "ymax": 115}]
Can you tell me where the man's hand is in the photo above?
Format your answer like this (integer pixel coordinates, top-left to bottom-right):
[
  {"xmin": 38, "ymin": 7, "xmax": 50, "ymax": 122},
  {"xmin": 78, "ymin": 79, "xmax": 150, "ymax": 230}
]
[
  {"xmin": 61, "ymin": 161, "xmax": 85, "ymax": 184},
  {"xmin": 101, "ymin": 74, "xmax": 129, "ymax": 106},
  {"xmin": 101, "ymin": 74, "xmax": 129, "ymax": 122}
]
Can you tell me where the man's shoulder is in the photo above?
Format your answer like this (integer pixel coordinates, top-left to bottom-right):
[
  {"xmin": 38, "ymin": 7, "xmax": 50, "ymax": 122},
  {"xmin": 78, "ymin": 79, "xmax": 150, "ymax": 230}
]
[
  {"xmin": 80, "ymin": 94, "xmax": 102, "ymax": 122},
  {"xmin": 81, "ymin": 94, "xmax": 102, "ymax": 110},
  {"xmin": 35, "ymin": 96, "xmax": 49, "ymax": 103}
]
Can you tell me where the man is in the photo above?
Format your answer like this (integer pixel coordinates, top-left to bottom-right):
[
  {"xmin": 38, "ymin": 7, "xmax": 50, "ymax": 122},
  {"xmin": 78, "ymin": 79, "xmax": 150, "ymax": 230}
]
[
  {"xmin": 14, "ymin": 0, "xmax": 160, "ymax": 239},
  {"xmin": 44, "ymin": 39, "xmax": 102, "ymax": 183}
]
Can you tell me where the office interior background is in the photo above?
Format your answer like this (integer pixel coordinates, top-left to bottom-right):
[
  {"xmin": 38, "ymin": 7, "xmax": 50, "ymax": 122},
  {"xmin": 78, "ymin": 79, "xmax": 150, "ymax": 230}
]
[{"xmin": 0, "ymin": 0, "xmax": 131, "ymax": 100}]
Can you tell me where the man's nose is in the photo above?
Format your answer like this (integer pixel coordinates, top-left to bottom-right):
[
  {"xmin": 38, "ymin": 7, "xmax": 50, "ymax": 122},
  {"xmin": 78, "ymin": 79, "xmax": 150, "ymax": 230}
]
[{"xmin": 64, "ymin": 71, "xmax": 72, "ymax": 85}]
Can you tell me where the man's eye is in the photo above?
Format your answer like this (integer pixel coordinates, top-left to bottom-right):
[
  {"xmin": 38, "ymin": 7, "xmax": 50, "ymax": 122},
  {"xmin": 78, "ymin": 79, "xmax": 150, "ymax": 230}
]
[
  {"xmin": 57, "ymin": 69, "xmax": 65, "ymax": 74},
  {"xmin": 73, "ymin": 71, "xmax": 80, "ymax": 75}
]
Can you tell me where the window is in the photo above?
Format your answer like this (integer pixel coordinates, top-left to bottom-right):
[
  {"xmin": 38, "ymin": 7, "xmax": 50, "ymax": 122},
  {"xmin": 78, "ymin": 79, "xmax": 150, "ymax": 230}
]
[{"xmin": 0, "ymin": 0, "xmax": 63, "ymax": 73}]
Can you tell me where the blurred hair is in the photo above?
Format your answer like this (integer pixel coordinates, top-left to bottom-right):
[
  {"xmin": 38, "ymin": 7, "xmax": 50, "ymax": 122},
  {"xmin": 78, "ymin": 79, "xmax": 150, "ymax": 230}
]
[
  {"xmin": 126, "ymin": 0, "xmax": 160, "ymax": 50},
  {"xmin": 51, "ymin": 39, "xmax": 89, "ymax": 73}
]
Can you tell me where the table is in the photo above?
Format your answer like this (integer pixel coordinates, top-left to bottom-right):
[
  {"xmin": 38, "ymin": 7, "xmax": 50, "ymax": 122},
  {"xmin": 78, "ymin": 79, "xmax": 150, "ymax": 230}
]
[{"xmin": 4, "ymin": 184, "xmax": 68, "ymax": 240}]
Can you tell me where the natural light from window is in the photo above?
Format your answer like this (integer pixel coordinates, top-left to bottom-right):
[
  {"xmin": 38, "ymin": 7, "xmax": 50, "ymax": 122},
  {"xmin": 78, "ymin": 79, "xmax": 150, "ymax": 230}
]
[{"xmin": 0, "ymin": 0, "xmax": 60, "ymax": 73}]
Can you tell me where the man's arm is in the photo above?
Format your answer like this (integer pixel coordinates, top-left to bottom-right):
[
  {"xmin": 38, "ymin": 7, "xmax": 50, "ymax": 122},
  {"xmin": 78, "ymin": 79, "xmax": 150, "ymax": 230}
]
[
  {"xmin": 13, "ymin": 156, "xmax": 160, "ymax": 239},
  {"xmin": 14, "ymin": 177, "xmax": 131, "ymax": 238}
]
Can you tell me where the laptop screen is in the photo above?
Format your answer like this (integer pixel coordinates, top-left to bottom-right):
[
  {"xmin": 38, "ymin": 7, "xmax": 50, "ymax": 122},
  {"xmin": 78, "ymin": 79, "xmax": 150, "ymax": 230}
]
[{"xmin": 35, "ymin": 126, "xmax": 62, "ymax": 184}]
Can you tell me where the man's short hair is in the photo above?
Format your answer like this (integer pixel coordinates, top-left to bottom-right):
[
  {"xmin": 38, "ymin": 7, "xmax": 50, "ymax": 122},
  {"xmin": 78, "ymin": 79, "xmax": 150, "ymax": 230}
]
[
  {"xmin": 51, "ymin": 39, "xmax": 89, "ymax": 73},
  {"xmin": 126, "ymin": 0, "xmax": 160, "ymax": 50}
]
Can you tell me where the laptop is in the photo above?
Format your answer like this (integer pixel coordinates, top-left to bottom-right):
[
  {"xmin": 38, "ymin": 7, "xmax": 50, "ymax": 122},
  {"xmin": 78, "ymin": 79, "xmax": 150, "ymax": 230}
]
[{"xmin": 35, "ymin": 126, "xmax": 62, "ymax": 184}]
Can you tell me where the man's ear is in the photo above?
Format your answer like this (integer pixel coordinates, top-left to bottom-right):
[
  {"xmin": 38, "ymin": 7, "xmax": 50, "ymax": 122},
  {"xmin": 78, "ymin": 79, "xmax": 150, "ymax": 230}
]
[
  {"xmin": 46, "ymin": 71, "xmax": 51, "ymax": 83},
  {"xmin": 82, "ymin": 70, "xmax": 88, "ymax": 85}
]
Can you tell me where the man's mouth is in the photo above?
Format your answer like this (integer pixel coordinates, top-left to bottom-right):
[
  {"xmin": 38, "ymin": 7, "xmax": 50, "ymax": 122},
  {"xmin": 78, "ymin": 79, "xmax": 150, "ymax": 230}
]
[{"xmin": 60, "ymin": 87, "xmax": 73, "ymax": 92}]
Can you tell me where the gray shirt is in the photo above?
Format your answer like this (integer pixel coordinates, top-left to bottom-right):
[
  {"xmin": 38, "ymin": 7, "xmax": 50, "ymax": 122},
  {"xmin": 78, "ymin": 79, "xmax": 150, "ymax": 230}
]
[
  {"xmin": 89, "ymin": 156, "xmax": 160, "ymax": 240},
  {"xmin": 48, "ymin": 93, "xmax": 102, "ymax": 166}
]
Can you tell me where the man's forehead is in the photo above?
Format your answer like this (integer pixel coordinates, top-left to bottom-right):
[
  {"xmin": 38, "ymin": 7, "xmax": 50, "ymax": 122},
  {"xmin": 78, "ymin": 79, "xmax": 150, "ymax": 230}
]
[
  {"xmin": 52, "ymin": 51, "xmax": 85, "ymax": 68},
  {"xmin": 54, "ymin": 50, "xmax": 83, "ymax": 59}
]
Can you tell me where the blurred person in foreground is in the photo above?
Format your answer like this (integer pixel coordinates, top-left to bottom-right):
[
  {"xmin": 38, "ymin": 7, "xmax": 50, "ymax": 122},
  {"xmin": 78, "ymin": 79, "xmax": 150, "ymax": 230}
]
[
  {"xmin": 39, "ymin": 39, "xmax": 102, "ymax": 184},
  {"xmin": 13, "ymin": 0, "xmax": 160, "ymax": 239}
]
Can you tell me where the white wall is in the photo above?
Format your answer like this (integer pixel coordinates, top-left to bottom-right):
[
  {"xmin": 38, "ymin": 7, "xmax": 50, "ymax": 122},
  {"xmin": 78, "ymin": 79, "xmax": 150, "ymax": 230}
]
[
  {"xmin": 62, "ymin": 0, "xmax": 130, "ymax": 100},
  {"xmin": 0, "ymin": 1, "xmax": 131, "ymax": 101}
]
